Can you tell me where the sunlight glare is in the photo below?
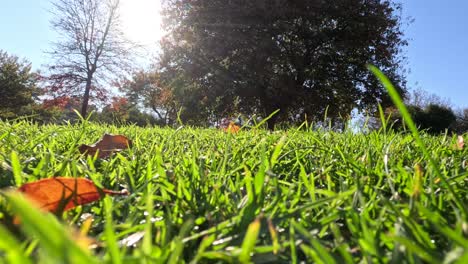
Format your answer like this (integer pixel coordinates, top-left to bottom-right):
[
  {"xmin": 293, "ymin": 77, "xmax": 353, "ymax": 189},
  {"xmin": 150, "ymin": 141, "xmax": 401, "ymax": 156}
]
[{"xmin": 120, "ymin": 0, "xmax": 164, "ymax": 47}]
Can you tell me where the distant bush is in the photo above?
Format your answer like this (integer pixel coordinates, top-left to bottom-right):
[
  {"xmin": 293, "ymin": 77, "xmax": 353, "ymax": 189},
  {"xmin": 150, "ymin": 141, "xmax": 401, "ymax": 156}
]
[
  {"xmin": 422, "ymin": 104, "xmax": 457, "ymax": 133},
  {"xmin": 388, "ymin": 103, "xmax": 456, "ymax": 134}
]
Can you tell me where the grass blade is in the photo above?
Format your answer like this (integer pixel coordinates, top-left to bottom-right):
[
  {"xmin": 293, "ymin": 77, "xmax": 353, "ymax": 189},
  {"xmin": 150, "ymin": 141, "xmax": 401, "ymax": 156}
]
[
  {"xmin": 368, "ymin": 65, "xmax": 467, "ymax": 216},
  {"xmin": 239, "ymin": 217, "xmax": 261, "ymax": 263},
  {"xmin": 5, "ymin": 192, "xmax": 98, "ymax": 263},
  {"xmin": 0, "ymin": 224, "xmax": 32, "ymax": 264},
  {"xmin": 11, "ymin": 151, "xmax": 22, "ymax": 186},
  {"xmin": 104, "ymin": 196, "xmax": 121, "ymax": 264}
]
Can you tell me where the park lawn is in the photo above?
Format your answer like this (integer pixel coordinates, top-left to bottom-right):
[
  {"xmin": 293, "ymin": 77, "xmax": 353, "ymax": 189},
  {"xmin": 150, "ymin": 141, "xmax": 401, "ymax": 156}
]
[{"xmin": 0, "ymin": 119, "xmax": 467, "ymax": 263}]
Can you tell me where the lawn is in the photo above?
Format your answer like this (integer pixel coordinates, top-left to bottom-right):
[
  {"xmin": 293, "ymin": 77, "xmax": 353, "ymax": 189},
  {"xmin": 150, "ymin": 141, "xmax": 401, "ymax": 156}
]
[{"xmin": 0, "ymin": 118, "xmax": 467, "ymax": 263}]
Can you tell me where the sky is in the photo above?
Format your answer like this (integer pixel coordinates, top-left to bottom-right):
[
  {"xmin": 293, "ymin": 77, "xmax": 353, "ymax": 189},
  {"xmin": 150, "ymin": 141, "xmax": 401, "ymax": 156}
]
[
  {"xmin": 401, "ymin": 0, "xmax": 468, "ymax": 109},
  {"xmin": 0, "ymin": 0, "xmax": 163, "ymax": 67},
  {"xmin": 0, "ymin": 0, "xmax": 467, "ymax": 109}
]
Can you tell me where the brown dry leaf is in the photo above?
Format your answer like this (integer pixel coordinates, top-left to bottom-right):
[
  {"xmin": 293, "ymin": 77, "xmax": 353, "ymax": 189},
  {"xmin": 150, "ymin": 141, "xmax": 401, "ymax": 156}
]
[
  {"xmin": 18, "ymin": 177, "xmax": 128, "ymax": 213},
  {"xmin": 223, "ymin": 122, "xmax": 240, "ymax": 134},
  {"xmin": 79, "ymin": 134, "xmax": 132, "ymax": 158}
]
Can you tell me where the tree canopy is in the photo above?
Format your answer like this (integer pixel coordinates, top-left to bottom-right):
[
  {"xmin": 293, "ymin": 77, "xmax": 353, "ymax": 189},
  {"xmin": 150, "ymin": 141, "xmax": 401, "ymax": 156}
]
[
  {"xmin": 0, "ymin": 50, "xmax": 38, "ymax": 119},
  {"xmin": 117, "ymin": 70, "xmax": 178, "ymax": 125},
  {"xmin": 159, "ymin": 0, "xmax": 408, "ymax": 128},
  {"xmin": 454, "ymin": 108, "xmax": 468, "ymax": 133},
  {"xmin": 387, "ymin": 103, "xmax": 457, "ymax": 134}
]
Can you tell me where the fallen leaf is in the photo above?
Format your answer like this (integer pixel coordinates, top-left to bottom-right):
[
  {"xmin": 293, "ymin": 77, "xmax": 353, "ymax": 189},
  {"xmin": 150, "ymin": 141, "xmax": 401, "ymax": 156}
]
[
  {"xmin": 79, "ymin": 134, "xmax": 132, "ymax": 158},
  {"xmin": 223, "ymin": 122, "xmax": 240, "ymax": 134},
  {"xmin": 18, "ymin": 177, "xmax": 128, "ymax": 213}
]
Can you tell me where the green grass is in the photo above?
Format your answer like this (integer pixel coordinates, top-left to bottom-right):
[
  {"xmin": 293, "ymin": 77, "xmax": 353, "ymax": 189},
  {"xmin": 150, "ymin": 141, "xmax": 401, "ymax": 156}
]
[{"xmin": 0, "ymin": 118, "xmax": 467, "ymax": 263}]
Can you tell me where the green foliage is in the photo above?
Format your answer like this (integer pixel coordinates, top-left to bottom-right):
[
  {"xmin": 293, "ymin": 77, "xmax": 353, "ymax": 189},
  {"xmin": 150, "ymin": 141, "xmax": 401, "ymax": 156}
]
[
  {"xmin": 96, "ymin": 106, "xmax": 160, "ymax": 127},
  {"xmin": 387, "ymin": 103, "xmax": 457, "ymax": 134},
  {"xmin": 0, "ymin": 50, "xmax": 39, "ymax": 119},
  {"xmin": 454, "ymin": 108, "xmax": 468, "ymax": 133},
  {"xmin": 160, "ymin": 0, "xmax": 408, "ymax": 128},
  {"xmin": 423, "ymin": 104, "xmax": 457, "ymax": 133},
  {"xmin": 4, "ymin": 192, "xmax": 97, "ymax": 263},
  {"xmin": 0, "ymin": 119, "xmax": 467, "ymax": 263},
  {"xmin": 117, "ymin": 70, "xmax": 178, "ymax": 126}
]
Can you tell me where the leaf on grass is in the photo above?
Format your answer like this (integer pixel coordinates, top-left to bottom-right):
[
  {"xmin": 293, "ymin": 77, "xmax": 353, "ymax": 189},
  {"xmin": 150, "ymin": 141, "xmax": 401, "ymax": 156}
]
[
  {"xmin": 6, "ymin": 192, "xmax": 99, "ymax": 263},
  {"xmin": 18, "ymin": 177, "xmax": 128, "ymax": 213},
  {"xmin": 223, "ymin": 122, "xmax": 240, "ymax": 134},
  {"xmin": 79, "ymin": 134, "xmax": 132, "ymax": 158}
]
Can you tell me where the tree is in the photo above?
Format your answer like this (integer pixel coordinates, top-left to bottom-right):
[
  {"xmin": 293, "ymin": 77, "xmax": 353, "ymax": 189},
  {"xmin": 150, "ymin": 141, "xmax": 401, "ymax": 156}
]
[
  {"xmin": 117, "ymin": 70, "xmax": 178, "ymax": 125},
  {"xmin": 406, "ymin": 87, "xmax": 452, "ymax": 109},
  {"xmin": 98, "ymin": 96, "xmax": 160, "ymax": 126},
  {"xmin": 0, "ymin": 50, "xmax": 39, "ymax": 119},
  {"xmin": 387, "ymin": 103, "xmax": 456, "ymax": 134},
  {"xmin": 454, "ymin": 108, "xmax": 468, "ymax": 133},
  {"xmin": 422, "ymin": 104, "xmax": 456, "ymax": 133},
  {"xmin": 45, "ymin": 0, "xmax": 133, "ymax": 117},
  {"xmin": 160, "ymin": 0, "xmax": 408, "ymax": 129}
]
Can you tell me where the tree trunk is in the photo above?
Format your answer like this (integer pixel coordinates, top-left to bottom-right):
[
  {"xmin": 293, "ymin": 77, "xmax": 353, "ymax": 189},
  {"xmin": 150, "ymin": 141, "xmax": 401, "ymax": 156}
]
[{"xmin": 81, "ymin": 78, "xmax": 92, "ymax": 117}]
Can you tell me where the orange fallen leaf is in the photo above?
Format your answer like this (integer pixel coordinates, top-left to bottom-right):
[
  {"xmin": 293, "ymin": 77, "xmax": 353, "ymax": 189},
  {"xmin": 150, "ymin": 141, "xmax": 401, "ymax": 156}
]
[
  {"xmin": 18, "ymin": 177, "xmax": 128, "ymax": 213},
  {"xmin": 79, "ymin": 134, "xmax": 132, "ymax": 158},
  {"xmin": 223, "ymin": 122, "xmax": 240, "ymax": 134}
]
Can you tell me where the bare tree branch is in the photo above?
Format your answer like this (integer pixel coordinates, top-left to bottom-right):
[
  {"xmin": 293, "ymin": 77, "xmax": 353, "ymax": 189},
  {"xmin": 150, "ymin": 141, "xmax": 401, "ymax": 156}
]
[{"xmin": 44, "ymin": 0, "xmax": 135, "ymax": 117}]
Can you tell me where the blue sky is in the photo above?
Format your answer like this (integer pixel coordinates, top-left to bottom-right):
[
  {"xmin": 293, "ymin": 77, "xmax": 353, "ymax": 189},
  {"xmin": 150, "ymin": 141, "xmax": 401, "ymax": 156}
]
[
  {"xmin": 0, "ymin": 0, "xmax": 55, "ymax": 69},
  {"xmin": 401, "ymin": 0, "xmax": 468, "ymax": 109},
  {"xmin": 1, "ymin": 0, "xmax": 467, "ymax": 109}
]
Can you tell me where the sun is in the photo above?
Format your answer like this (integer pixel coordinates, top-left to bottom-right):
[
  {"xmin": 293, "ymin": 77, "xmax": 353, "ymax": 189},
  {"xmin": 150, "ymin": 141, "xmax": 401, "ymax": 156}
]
[{"xmin": 120, "ymin": 0, "xmax": 164, "ymax": 48}]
